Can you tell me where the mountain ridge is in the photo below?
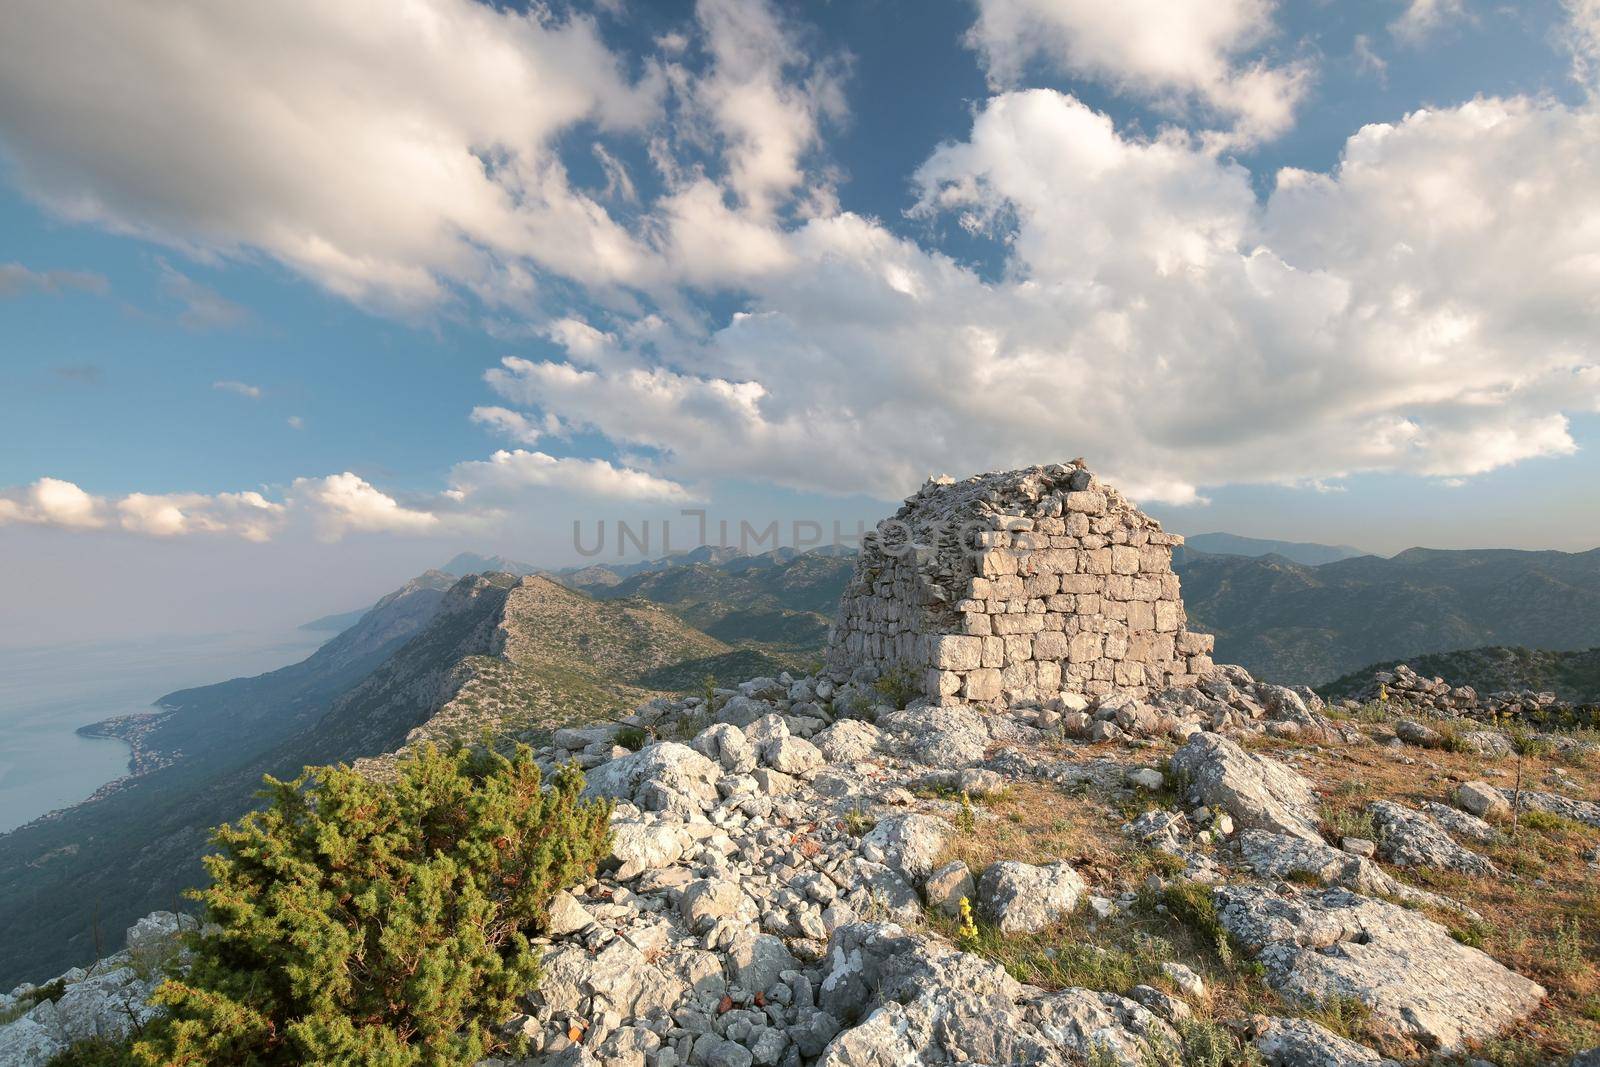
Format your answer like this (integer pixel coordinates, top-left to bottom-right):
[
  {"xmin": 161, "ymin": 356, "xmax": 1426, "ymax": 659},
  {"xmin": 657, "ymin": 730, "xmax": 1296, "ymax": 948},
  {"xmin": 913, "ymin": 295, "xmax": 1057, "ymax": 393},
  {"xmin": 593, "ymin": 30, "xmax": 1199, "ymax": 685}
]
[
  {"xmin": 1178, "ymin": 545, "xmax": 1600, "ymax": 685},
  {"xmin": 0, "ymin": 572, "xmax": 743, "ymax": 986}
]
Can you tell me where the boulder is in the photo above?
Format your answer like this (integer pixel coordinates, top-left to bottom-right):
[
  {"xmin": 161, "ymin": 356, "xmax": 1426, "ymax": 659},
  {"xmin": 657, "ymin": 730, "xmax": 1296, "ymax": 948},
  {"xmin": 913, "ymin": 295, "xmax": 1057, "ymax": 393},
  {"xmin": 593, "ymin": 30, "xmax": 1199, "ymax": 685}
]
[
  {"xmin": 692, "ymin": 723, "xmax": 757, "ymax": 774},
  {"xmin": 1454, "ymin": 780, "xmax": 1510, "ymax": 820},
  {"xmin": 680, "ymin": 878, "xmax": 758, "ymax": 933},
  {"xmin": 1236, "ymin": 830, "xmax": 1433, "ymax": 905},
  {"xmin": 860, "ymin": 813, "xmax": 952, "ymax": 886},
  {"xmin": 1216, "ymin": 885, "xmax": 1545, "ymax": 1052},
  {"xmin": 923, "ymin": 861, "xmax": 974, "ymax": 916},
  {"xmin": 608, "ymin": 819, "xmax": 690, "ymax": 880},
  {"xmin": 763, "ymin": 736, "xmax": 824, "ymax": 777},
  {"xmin": 1250, "ymin": 1016, "xmax": 1397, "ymax": 1066},
  {"xmin": 977, "ymin": 861, "xmax": 1087, "ymax": 934},
  {"xmin": 812, "ymin": 720, "xmax": 881, "ymax": 763},
  {"xmin": 1368, "ymin": 801, "xmax": 1495, "ymax": 876},
  {"xmin": 1169, "ymin": 732, "xmax": 1323, "ymax": 843},
  {"xmin": 725, "ymin": 933, "xmax": 798, "ymax": 995},
  {"xmin": 582, "ymin": 743, "xmax": 721, "ymax": 815},
  {"xmin": 815, "ymin": 922, "xmax": 1171, "ymax": 1066},
  {"xmin": 0, "ymin": 1000, "xmax": 66, "ymax": 1065}
]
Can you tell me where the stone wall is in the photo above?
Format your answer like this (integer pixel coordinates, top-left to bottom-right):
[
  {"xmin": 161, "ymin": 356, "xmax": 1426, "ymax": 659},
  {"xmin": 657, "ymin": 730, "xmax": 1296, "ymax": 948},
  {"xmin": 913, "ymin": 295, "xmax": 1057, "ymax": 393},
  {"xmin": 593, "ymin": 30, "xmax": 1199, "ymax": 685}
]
[{"xmin": 825, "ymin": 463, "xmax": 1214, "ymax": 704}]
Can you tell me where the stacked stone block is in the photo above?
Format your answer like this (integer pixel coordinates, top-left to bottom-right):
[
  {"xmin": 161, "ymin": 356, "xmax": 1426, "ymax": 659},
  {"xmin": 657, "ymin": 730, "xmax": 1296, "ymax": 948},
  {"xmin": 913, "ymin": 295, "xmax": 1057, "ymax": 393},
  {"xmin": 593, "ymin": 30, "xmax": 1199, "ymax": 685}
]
[{"xmin": 825, "ymin": 462, "xmax": 1215, "ymax": 705}]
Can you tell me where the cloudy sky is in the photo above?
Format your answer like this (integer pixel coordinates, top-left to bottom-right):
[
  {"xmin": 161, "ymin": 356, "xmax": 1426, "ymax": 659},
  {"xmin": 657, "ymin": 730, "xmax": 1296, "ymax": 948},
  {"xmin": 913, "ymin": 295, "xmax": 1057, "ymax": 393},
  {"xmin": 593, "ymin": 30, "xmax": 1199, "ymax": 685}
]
[{"xmin": 2, "ymin": 0, "xmax": 1599, "ymax": 643}]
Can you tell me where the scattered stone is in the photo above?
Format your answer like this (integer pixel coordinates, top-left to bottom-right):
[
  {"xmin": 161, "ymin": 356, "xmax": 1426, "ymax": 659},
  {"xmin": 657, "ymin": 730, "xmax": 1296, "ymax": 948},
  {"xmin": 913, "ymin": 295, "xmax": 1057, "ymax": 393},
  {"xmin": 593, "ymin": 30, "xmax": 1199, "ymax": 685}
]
[
  {"xmin": 860, "ymin": 813, "xmax": 951, "ymax": 886},
  {"xmin": 811, "ymin": 720, "xmax": 880, "ymax": 763},
  {"xmin": 1127, "ymin": 767, "xmax": 1165, "ymax": 791},
  {"xmin": 1455, "ymin": 780, "xmax": 1509, "ymax": 819},
  {"xmin": 922, "ymin": 861, "xmax": 975, "ymax": 917},
  {"xmin": 977, "ymin": 861, "xmax": 1087, "ymax": 934},
  {"xmin": 1158, "ymin": 960, "xmax": 1205, "ymax": 999},
  {"xmin": 583, "ymin": 743, "xmax": 721, "ymax": 815},
  {"xmin": 1248, "ymin": 1015, "xmax": 1396, "ymax": 1066},
  {"xmin": 1340, "ymin": 836, "xmax": 1376, "ymax": 858},
  {"xmin": 1170, "ymin": 732, "xmax": 1323, "ymax": 843}
]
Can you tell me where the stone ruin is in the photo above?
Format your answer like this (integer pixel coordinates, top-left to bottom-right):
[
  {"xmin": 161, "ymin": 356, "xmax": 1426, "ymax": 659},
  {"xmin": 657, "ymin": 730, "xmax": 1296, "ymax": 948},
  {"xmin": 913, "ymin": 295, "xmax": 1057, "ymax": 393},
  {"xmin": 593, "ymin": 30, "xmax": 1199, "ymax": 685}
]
[{"xmin": 825, "ymin": 462, "xmax": 1215, "ymax": 705}]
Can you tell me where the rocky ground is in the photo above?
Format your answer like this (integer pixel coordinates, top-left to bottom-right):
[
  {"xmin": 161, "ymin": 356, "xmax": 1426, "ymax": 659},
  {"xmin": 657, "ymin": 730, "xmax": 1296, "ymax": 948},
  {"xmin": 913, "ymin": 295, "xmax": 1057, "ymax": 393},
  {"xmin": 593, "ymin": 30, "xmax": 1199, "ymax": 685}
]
[{"xmin": 6, "ymin": 664, "xmax": 1599, "ymax": 1066}]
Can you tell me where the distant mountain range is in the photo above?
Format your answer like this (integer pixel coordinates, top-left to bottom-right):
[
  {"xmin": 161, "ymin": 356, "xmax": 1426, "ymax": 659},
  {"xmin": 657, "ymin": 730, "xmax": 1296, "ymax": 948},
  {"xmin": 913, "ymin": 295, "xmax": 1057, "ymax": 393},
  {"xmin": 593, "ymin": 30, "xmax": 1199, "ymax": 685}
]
[
  {"xmin": 1320, "ymin": 646, "xmax": 1600, "ymax": 705},
  {"xmin": 1173, "ymin": 532, "xmax": 1367, "ymax": 567},
  {"xmin": 1177, "ymin": 546, "xmax": 1600, "ymax": 685}
]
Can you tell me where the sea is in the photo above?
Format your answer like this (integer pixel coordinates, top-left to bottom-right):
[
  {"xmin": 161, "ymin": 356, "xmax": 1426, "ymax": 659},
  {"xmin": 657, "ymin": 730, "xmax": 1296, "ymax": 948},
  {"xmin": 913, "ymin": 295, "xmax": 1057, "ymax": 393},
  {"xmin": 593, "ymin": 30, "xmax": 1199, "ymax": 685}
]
[{"xmin": 0, "ymin": 628, "xmax": 326, "ymax": 834}]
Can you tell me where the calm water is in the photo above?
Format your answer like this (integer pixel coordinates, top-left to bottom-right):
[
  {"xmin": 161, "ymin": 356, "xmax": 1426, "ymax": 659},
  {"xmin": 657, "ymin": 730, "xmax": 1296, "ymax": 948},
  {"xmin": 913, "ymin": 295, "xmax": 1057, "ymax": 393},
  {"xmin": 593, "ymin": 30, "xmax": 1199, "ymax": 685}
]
[{"xmin": 0, "ymin": 629, "xmax": 326, "ymax": 834}]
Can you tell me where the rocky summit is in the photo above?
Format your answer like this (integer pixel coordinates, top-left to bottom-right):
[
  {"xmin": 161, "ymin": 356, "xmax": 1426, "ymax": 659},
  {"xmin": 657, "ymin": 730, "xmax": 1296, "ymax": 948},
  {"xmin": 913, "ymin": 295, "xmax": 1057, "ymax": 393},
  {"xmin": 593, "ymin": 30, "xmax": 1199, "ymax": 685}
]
[{"xmin": 4, "ymin": 466, "xmax": 1599, "ymax": 1066}]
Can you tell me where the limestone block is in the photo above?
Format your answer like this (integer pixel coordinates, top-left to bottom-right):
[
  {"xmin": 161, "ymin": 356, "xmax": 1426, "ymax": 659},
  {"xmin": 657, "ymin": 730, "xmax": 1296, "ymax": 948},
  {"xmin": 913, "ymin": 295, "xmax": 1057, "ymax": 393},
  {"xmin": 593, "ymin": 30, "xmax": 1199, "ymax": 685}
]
[
  {"xmin": 964, "ymin": 669, "xmax": 1002, "ymax": 702},
  {"xmin": 1111, "ymin": 545, "xmax": 1139, "ymax": 575},
  {"xmin": 929, "ymin": 635, "xmax": 984, "ymax": 670},
  {"xmin": 1103, "ymin": 575, "xmax": 1134, "ymax": 600},
  {"xmin": 982, "ymin": 636, "xmax": 1005, "ymax": 668},
  {"xmin": 991, "ymin": 574, "xmax": 1025, "ymax": 598},
  {"xmin": 1125, "ymin": 601, "xmax": 1155, "ymax": 631},
  {"xmin": 1025, "ymin": 549, "xmax": 1077, "ymax": 574},
  {"xmin": 1001, "ymin": 661, "xmax": 1034, "ymax": 695},
  {"xmin": 1154, "ymin": 601, "xmax": 1182, "ymax": 633},
  {"xmin": 1083, "ymin": 549, "xmax": 1113, "ymax": 575},
  {"xmin": 964, "ymin": 612, "xmax": 992, "ymax": 636},
  {"xmin": 1059, "ymin": 574, "xmax": 1101, "ymax": 594},
  {"xmin": 992, "ymin": 614, "xmax": 1044, "ymax": 635},
  {"xmin": 1003, "ymin": 634, "xmax": 1034, "ymax": 662},
  {"xmin": 1033, "ymin": 630, "xmax": 1070, "ymax": 660},
  {"xmin": 1037, "ymin": 659, "xmax": 1062, "ymax": 691},
  {"xmin": 1066, "ymin": 490, "xmax": 1107, "ymax": 514},
  {"xmin": 1068, "ymin": 631, "xmax": 1102, "ymax": 663},
  {"xmin": 1023, "ymin": 573, "xmax": 1059, "ymax": 597},
  {"xmin": 978, "ymin": 550, "xmax": 1017, "ymax": 577},
  {"xmin": 1176, "ymin": 631, "xmax": 1215, "ymax": 655},
  {"xmin": 1138, "ymin": 545, "xmax": 1170, "ymax": 573}
]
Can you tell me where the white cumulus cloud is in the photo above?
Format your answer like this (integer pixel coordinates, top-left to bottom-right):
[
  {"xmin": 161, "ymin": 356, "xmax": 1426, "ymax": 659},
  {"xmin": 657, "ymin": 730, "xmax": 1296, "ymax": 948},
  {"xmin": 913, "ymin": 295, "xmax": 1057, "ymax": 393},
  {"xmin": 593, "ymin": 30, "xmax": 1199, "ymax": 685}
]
[
  {"xmin": 448, "ymin": 449, "xmax": 699, "ymax": 505},
  {"xmin": 965, "ymin": 0, "xmax": 1311, "ymax": 145},
  {"xmin": 0, "ymin": 478, "xmax": 106, "ymax": 529},
  {"xmin": 0, "ymin": 0, "xmax": 663, "ymax": 312},
  {"xmin": 480, "ymin": 90, "xmax": 1600, "ymax": 505}
]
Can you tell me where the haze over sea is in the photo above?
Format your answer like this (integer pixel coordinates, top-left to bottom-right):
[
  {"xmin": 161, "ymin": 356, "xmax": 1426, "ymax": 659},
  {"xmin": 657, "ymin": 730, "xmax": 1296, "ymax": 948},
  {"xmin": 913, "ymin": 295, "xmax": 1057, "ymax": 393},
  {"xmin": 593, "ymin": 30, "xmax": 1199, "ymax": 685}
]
[{"xmin": 0, "ymin": 627, "xmax": 325, "ymax": 833}]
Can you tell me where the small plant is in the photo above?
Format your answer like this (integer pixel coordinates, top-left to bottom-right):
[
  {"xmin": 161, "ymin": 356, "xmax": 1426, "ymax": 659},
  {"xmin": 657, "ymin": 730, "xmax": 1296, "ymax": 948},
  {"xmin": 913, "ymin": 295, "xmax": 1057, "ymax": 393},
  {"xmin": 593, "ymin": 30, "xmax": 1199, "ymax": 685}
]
[
  {"xmin": 1143, "ymin": 1016, "xmax": 1266, "ymax": 1067},
  {"xmin": 1448, "ymin": 918, "xmax": 1489, "ymax": 947},
  {"xmin": 614, "ymin": 725, "xmax": 650, "ymax": 751},
  {"xmin": 956, "ymin": 791, "xmax": 977, "ymax": 834},
  {"xmin": 843, "ymin": 798, "xmax": 876, "ymax": 837},
  {"xmin": 1142, "ymin": 880, "xmax": 1235, "ymax": 970},
  {"xmin": 1548, "ymin": 915, "xmax": 1587, "ymax": 977},
  {"xmin": 872, "ymin": 664, "xmax": 921, "ymax": 709},
  {"xmin": 956, "ymin": 896, "xmax": 980, "ymax": 950},
  {"xmin": 46, "ymin": 1039, "xmax": 136, "ymax": 1066},
  {"xmin": 1304, "ymin": 993, "xmax": 1374, "ymax": 1041}
]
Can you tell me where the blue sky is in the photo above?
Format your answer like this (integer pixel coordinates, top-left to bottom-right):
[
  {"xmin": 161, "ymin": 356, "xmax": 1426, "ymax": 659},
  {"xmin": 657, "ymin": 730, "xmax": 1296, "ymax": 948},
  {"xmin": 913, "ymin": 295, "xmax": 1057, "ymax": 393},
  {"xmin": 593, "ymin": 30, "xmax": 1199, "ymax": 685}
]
[{"xmin": 2, "ymin": 0, "xmax": 1599, "ymax": 643}]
